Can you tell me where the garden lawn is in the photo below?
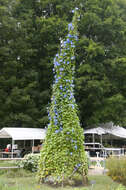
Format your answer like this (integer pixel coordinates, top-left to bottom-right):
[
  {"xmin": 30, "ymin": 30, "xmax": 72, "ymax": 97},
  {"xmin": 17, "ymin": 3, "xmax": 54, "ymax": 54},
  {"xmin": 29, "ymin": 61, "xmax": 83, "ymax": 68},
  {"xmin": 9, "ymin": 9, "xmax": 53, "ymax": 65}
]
[
  {"xmin": 0, "ymin": 160, "xmax": 18, "ymax": 167},
  {"xmin": 0, "ymin": 168, "xmax": 122, "ymax": 190}
]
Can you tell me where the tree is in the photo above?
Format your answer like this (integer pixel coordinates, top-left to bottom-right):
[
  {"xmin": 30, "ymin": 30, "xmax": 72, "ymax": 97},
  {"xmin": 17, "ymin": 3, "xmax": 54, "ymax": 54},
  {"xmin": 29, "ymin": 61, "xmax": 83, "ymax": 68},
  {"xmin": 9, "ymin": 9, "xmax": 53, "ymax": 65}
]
[
  {"xmin": 75, "ymin": 0, "xmax": 126, "ymax": 127},
  {"xmin": 38, "ymin": 9, "xmax": 88, "ymax": 185},
  {"xmin": 0, "ymin": 0, "xmax": 21, "ymax": 127},
  {"xmin": 0, "ymin": 0, "xmax": 77, "ymax": 128},
  {"xmin": 1, "ymin": 0, "xmax": 126, "ymax": 128}
]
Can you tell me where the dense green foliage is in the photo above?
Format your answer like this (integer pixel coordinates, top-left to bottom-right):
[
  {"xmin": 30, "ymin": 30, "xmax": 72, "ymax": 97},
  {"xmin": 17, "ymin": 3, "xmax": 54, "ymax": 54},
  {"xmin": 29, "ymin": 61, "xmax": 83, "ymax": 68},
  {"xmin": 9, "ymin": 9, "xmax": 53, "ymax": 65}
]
[
  {"xmin": 75, "ymin": 0, "xmax": 126, "ymax": 126},
  {"xmin": 38, "ymin": 9, "xmax": 88, "ymax": 185},
  {"xmin": 0, "ymin": 0, "xmax": 126, "ymax": 128},
  {"xmin": 0, "ymin": 0, "xmax": 71, "ymax": 128}
]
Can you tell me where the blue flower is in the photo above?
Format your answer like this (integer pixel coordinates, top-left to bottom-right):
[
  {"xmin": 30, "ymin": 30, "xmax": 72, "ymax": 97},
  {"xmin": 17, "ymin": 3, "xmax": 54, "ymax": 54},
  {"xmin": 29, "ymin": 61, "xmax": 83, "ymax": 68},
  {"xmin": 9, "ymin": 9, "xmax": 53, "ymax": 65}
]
[
  {"xmin": 63, "ymin": 52, "xmax": 67, "ymax": 56},
  {"xmin": 69, "ymin": 93, "xmax": 74, "ymax": 100},
  {"xmin": 69, "ymin": 104, "xmax": 74, "ymax": 109},
  {"xmin": 70, "ymin": 152, "xmax": 73, "ymax": 155},
  {"xmin": 52, "ymin": 96, "xmax": 55, "ymax": 99},
  {"xmin": 66, "ymin": 38, "xmax": 71, "ymax": 43},
  {"xmin": 54, "ymin": 116, "xmax": 58, "ymax": 125},
  {"xmin": 63, "ymin": 41, "xmax": 67, "ymax": 46},
  {"xmin": 74, "ymin": 167, "xmax": 77, "ymax": 171},
  {"xmin": 54, "ymin": 61, "xmax": 60, "ymax": 66},
  {"xmin": 53, "ymin": 57, "xmax": 56, "ymax": 62},
  {"xmin": 71, "ymin": 44, "xmax": 75, "ymax": 48},
  {"xmin": 59, "ymin": 85, "xmax": 63, "ymax": 89},
  {"xmin": 74, "ymin": 163, "xmax": 81, "ymax": 171},
  {"xmin": 48, "ymin": 124, "xmax": 51, "ymax": 128},
  {"xmin": 70, "ymin": 84, "xmax": 74, "ymax": 88},
  {"xmin": 59, "ymin": 127, "xmax": 63, "ymax": 131},
  {"xmin": 64, "ymin": 94, "xmax": 67, "ymax": 98},
  {"xmin": 71, "ymin": 56, "xmax": 75, "ymax": 60},
  {"xmin": 72, "ymin": 128, "xmax": 74, "ymax": 132},
  {"xmin": 55, "ymin": 130, "xmax": 59, "ymax": 134},
  {"xmin": 67, "ymin": 34, "xmax": 73, "ymax": 38},
  {"xmin": 59, "ymin": 68, "xmax": 64, "ymax": 71},
  {"xmin": 54, "ymin": 122, "xmax": 58, "ymax": 126},
  {"xmin": 74, "ymin": 145, "xmax": 77, "ymax": 150},
  {"xmin": 77, "ymin": 163, "xmax": 81, "ymax": 167},
  {"xmin": 68, "ymin": 23, "xmax": 74, "ymax": 31},
  {"xmin": 55, "ymin": 79, "xmax": 58, "ymax": 84},
  {"xmin": 67, "ymin": 132, "xmax": 70, "ymax": 134},
  {"xmin": 73, "ymin": 35, "xmax": 78, "ymax": 41}
]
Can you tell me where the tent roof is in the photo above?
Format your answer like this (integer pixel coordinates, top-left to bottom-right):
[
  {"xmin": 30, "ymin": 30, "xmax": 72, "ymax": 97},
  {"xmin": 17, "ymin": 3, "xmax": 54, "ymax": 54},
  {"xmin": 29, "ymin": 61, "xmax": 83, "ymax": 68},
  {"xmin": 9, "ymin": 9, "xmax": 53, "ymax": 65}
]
[
  {"xmin": 103, "ymin": 125, "xmax": 126, "ymax": 139},
  {"xmin": 0, "ymin": 128, "xmax": 46, "ymax": 140},
  {"xmin": 84, "ymin": 124, "xmax": 126, "ymax": 139},
  {"xmin": 84, "ymin": 127, "xmax": 106, "ymax": 135}
]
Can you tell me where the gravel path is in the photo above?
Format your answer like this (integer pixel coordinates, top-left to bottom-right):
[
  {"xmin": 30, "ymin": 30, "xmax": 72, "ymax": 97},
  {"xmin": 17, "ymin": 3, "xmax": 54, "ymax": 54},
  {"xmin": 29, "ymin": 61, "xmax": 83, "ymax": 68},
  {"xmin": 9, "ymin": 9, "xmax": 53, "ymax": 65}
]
[{"xmin": 88, "ymin": 166, "xmax": 108, "ymax": 175}]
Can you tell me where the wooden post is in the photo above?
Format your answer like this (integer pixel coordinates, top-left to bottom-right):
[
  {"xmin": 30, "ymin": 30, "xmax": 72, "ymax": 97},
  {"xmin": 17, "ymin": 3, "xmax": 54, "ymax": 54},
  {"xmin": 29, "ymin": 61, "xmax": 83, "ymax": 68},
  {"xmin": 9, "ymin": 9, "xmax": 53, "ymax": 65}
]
[
  {"xmin": 100, "ymin": 135, "xmax": 103, "ymax": 145},
  {"xmin": 92, "ymin": 134, "xmax": 95, "ymax": 147},
  {"xmin": 11, "ymin": 139, "xmax": 14, "ymax": 158},
  {"xmin": 32, "ymin": 139, "xmax": 34, "ymax": 153}
]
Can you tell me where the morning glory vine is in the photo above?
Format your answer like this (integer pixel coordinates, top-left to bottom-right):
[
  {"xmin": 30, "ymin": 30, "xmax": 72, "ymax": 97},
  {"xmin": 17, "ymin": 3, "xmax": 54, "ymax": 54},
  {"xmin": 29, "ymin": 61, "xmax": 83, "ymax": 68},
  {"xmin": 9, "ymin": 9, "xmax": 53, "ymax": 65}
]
[{"xmin": 38, "ymin": 8, "xmax": 88, "ymax": 185}]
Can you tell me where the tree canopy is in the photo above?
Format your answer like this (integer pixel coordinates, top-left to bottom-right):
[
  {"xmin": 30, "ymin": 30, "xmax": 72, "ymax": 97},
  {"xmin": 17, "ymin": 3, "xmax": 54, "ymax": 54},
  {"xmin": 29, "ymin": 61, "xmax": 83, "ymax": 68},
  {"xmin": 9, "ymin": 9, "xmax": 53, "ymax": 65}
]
[
  {"xmin": 75, "ymin": 0, "xmax": 126, "ymax": 127},
  {"xmin": 0, "ymin": 0, "xmax": 126, "ymax": 128}
]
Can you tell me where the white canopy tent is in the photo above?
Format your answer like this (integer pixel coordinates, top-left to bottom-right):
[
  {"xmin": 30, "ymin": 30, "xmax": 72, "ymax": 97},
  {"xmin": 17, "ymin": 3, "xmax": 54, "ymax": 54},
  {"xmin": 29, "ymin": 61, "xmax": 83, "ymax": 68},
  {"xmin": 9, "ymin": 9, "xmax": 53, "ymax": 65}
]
[
  {"xmin": 84, "ymin": 127, "xmax": 106, "ymax": 135},
  {"xmin": 84, "ymin": 127, "xmax": 107, "ymax": 144},
  {"xmin": 0, "ymin": 128, "xmax": 46, "ymax": 157},
  {"xmin": 0, "ymin": 128, "xmax": 46, "ymax": 140},
  {"xmin": 84, "ymin": 125, "xmax": 126, "ymax": 139},
  {"xmin": 84, "ymin": 122, "xmax": 126, "ymax": 144}
]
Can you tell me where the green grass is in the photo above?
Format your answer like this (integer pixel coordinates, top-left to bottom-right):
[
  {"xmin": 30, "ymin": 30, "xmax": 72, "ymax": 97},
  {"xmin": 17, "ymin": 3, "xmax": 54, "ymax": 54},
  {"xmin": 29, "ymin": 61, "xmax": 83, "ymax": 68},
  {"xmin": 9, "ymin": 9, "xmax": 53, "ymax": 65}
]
[
  {"xmin": 0, "ymin": 160, "xmax": 18, "ymax": 167},
  {"xmin": 0, "ymin": 168, "xmax": 123, "ymax": 190}
]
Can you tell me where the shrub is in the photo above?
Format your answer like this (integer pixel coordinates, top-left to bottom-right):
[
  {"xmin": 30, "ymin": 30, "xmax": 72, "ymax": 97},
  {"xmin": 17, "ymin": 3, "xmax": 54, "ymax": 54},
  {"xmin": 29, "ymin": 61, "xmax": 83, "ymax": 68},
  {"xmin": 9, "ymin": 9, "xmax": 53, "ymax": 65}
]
[
  {"xmin": 18, "ymin": 153, "xmax": 40, "ymax": 172},
  {"xmin": 106, "ymin": 157, "xmax": 126, "ymax": 185}
]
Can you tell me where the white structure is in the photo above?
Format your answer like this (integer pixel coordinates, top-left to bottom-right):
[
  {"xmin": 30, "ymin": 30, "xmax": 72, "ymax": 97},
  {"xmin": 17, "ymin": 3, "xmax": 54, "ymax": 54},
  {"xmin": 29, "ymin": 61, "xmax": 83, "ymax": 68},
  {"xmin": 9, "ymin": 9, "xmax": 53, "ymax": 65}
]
[
  {"xmin": 84, "ymin": 123, "xmax": 126, "ymax": 156},
  {"xmin": 0, "ymin": 128, "xmax": 46, "ymax": 140},
  {"xmin": 0, "ymin": 128, "xmax": 46, "ymax": 157},
  {"xmin": 84, "ymin": 123, "xmax": 126, "ymax": 139}
]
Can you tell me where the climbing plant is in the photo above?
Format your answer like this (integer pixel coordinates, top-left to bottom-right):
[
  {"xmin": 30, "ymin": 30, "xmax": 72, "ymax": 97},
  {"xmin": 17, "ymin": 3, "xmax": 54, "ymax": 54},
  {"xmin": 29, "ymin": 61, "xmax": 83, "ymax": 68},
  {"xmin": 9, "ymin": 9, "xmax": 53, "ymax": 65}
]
[{"xmin": 37, "ymin": 8, "xmax": 88, "ymax": 185}]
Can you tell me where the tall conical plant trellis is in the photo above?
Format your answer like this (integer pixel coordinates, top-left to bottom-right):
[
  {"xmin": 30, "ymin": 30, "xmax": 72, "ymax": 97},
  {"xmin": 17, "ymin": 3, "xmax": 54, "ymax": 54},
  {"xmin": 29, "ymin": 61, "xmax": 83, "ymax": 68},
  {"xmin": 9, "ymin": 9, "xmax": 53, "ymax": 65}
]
[{"xmin": 38, "ymin": 9, "xmax": 88, "ymax": 184}]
